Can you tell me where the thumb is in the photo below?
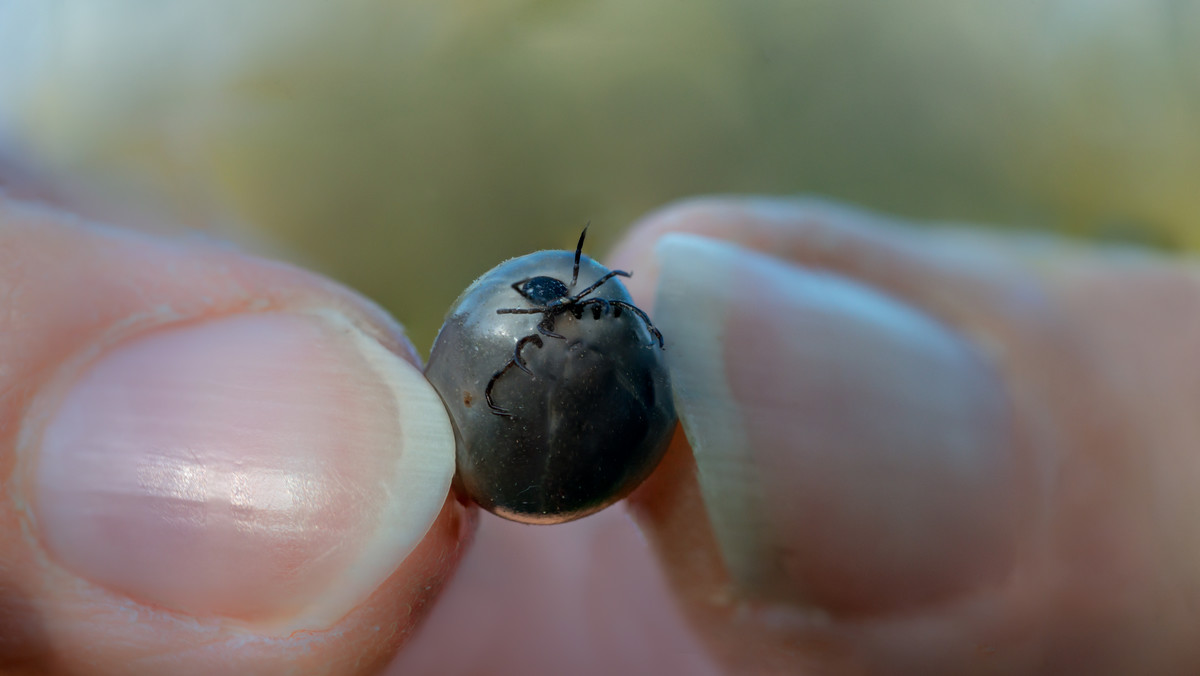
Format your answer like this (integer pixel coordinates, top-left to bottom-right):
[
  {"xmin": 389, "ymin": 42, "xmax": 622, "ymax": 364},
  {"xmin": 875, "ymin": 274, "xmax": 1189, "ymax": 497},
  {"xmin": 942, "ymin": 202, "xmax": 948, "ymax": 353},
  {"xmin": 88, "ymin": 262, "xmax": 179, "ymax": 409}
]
[
  {"xmin": 0, "ymin": 196, "xmax": 471, "ymax": 674},
  {"xmin": 616, "ymin": 198, "xmax": 1200, "ymax": 674}
]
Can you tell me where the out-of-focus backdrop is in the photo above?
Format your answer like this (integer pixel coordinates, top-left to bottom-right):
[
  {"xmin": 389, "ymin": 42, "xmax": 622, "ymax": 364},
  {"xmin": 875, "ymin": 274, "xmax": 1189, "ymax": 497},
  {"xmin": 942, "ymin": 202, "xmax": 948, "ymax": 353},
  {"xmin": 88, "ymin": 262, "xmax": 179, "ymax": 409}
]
[{"xmin": 1, "ymin": 1, "xmax": 1197, "ymax": 350}]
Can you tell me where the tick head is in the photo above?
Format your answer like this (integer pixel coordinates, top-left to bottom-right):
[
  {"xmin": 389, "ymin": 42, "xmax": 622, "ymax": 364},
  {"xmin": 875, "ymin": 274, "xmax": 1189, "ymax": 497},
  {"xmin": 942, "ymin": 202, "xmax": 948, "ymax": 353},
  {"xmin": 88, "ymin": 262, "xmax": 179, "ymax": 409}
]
[{"xmin": 517, "ymin": 275, "xmax": 571, "ymax": 306}]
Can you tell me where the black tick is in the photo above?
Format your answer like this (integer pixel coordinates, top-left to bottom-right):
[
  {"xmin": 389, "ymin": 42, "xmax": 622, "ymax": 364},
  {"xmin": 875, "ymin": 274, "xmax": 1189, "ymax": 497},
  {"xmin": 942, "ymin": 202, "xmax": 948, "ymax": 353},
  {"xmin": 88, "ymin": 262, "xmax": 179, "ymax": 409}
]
[
  {"xmin": 424, "ymin": 225, "xmax": 677, "ymax": 524},
  {"xmin": 485, "ymin": 226, "xmax": 664, "ymax": 417}
]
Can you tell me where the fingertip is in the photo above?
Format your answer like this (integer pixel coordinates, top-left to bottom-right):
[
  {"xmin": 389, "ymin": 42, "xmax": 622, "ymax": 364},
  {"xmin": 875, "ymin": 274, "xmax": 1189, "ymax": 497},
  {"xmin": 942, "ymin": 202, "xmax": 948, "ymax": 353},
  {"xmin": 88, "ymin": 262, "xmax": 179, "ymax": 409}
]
[
  {"xmin": 630, "ymin": 206, "xmax": 1020, "ymax": 616},
  {"xmin": 31, "ymin": 311, "xmax": 455, "ymax": 626},
  {"xmin": 1, "ymin": 199, "xmax": 471, "ymax": 672}
]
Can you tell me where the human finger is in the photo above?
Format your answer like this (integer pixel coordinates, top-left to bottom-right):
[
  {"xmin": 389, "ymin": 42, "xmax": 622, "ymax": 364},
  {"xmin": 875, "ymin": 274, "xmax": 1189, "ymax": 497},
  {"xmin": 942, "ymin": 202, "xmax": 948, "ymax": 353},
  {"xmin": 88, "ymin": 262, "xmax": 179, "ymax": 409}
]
[
  {"xmin": 613, "ymin": 197, "xmax": 1200, "ymax": 674},
  {"xmin": 0, "ymin": 196, "xmax": 472, "ymax": 675}
]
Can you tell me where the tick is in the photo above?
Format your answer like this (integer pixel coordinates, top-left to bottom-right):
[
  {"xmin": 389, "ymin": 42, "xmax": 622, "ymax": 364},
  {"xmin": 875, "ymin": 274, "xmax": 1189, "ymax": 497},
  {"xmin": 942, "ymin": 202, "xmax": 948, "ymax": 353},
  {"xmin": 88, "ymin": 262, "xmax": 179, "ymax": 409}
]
[
  {"xmin": 425, "ymin": 226, "xmax": 677, "ymax": 524},
  {"xmin": 484, "ymin": 225, "xmax": 664, "ymax": 417}
]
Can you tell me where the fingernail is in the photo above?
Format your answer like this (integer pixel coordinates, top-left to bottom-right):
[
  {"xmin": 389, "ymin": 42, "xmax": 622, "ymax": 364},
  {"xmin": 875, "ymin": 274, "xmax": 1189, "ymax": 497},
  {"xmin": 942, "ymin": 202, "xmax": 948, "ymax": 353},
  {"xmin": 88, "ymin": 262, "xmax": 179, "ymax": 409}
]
[
  {"xmin": 655, "ymin": 234, "xmax": 1016, "ymax": 613},
  {"xmin": 33, "ymin": 311, "xmax": 455, "ymax": 627}
]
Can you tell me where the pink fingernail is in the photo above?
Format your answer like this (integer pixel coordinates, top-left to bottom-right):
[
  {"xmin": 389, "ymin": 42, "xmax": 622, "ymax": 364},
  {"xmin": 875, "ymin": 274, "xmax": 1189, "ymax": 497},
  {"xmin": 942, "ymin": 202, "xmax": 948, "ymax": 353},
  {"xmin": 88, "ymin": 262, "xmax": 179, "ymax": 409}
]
[
  {"xmin": 33, "ymin": 312, "xmax": 455, "ymax": 627},
  {"xmin": 655, "ymin": 234, "xmax": 1017, "ymax": 613}
]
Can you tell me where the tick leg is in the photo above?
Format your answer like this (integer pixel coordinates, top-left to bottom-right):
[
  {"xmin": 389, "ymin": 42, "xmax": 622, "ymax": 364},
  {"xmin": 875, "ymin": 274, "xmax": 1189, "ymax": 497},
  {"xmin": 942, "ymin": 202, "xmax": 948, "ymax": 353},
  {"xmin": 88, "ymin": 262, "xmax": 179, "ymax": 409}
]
[
  {"xmin": 570, "ymin": 269, "xmax": 632, "ymax": 302},
  {"xmin": 611, "ymin": 300, "xmax": 664, "ymax": 348},
  {"xmin": 485, "ymin": 361, "xmax": 517, "ymax": 417},
  {"xmin": 497, "ymin": 307, "xmax": 550, "ymax": 315},
  {"xmin": 487, "ymin": 332, "xmax": 549, "ymax": 416},
  {"xmin": 570, "ymin": 223, "xmax": 589, "ymax": 288},
  {"xmin": 537, "ymin": 314, "xmax": 565, "ymax": 339},
  {"xmin": 577, "ymin": 297, "xmax": 610, "ymax": 320},
  {"xmin": 513, "ymin": 334, "xmax": 544, "ymax": 375}
]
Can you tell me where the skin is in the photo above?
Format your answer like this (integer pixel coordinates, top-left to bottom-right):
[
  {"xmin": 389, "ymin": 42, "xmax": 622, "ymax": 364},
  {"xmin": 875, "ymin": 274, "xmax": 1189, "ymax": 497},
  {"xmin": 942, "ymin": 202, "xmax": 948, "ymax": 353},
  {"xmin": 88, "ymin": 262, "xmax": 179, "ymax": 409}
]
[
  {"xmin": 0, "ymin": 199, "xmax": 476, "ymax": 674},
  {"xmin": 5, "ymin": 189, "xmax": 1200, "ymax": 674},
  {"xmin": 613, "ymin": 198, "xmax": 1200, "ymax": 674}
]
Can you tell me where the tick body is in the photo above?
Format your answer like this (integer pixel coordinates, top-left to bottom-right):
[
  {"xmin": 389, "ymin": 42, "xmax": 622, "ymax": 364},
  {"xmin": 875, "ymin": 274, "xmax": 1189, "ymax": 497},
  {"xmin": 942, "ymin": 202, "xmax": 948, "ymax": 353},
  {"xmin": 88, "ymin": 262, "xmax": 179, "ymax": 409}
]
[{"xmin": 425, "ymin": 228, "xmax": 676, "ymax": 524}]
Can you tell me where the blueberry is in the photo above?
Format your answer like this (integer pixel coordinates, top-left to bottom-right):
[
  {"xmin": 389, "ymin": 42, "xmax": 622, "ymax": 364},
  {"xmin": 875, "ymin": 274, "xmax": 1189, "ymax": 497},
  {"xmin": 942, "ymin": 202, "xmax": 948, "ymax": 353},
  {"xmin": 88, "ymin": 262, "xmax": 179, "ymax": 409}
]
[{"xmin": 425, "ymin": 227, "xmax": 676, "ymax": 524}]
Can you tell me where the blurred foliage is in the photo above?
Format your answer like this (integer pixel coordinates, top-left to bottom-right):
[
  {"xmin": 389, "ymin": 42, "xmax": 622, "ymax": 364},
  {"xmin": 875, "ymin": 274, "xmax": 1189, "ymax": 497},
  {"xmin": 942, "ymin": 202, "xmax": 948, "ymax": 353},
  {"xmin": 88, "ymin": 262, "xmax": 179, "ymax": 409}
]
[{"xmin": 1, "ymin": 1, "xmax": 1198, "ymax": 350}]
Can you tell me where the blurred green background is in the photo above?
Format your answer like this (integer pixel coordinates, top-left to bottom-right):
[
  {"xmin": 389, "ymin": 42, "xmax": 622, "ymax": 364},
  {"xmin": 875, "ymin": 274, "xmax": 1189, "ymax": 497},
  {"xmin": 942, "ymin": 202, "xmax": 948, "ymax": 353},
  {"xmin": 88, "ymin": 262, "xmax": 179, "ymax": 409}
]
[{"xmin": 1, "ymin": 1, "xmax": 1198, "ymax": 351}]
